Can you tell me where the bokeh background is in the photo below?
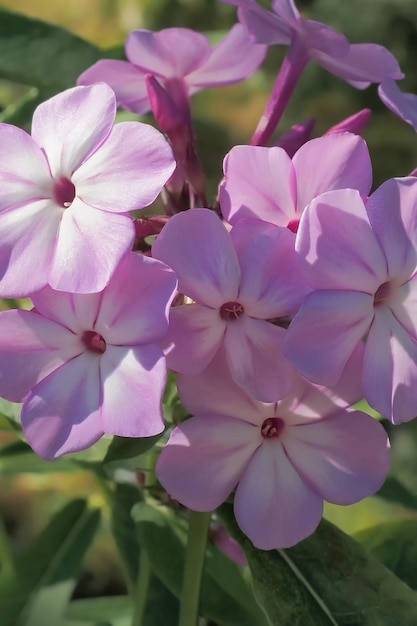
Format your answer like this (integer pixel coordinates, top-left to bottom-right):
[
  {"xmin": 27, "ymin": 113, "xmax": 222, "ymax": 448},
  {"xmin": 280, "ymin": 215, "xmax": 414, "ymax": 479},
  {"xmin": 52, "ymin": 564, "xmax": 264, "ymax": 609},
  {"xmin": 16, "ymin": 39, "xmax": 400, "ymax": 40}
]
[{"xmin": 1, "ymin": 0, "xmax": 417, "ymax": 600}]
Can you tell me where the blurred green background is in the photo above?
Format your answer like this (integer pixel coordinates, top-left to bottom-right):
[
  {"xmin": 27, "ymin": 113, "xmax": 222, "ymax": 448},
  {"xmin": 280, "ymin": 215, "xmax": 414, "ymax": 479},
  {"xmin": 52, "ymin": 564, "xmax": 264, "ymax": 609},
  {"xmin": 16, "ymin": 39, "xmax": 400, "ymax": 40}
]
[{"xmin": 1, "ymin": 0, "xmax": 417, "ymax": 601}]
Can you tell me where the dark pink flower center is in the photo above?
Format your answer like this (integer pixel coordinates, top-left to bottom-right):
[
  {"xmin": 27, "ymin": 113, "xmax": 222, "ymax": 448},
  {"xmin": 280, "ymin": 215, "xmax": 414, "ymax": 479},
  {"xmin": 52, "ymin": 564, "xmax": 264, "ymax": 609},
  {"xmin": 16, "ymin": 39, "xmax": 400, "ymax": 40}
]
[
  {"xmin": 53, "ymin": 176, "xmax": 76, "ymax": 208},
  {"xmin": 82, "ymin": 331, "xmax": 107, "ymax": 354},
  {"xmin": 374, "ymin": 281, "xmax": 393, "ymax": 306},
  {"xmin": 261, "ymin": 417, "xmax": 285, "ymax": 439},
  {"xmin": 287, "ymin": 219, "xmax": 299, "ymax": 234},
  {"xmin": 219, "ymin": 301, "xmax": 245, "ymax": 321}
]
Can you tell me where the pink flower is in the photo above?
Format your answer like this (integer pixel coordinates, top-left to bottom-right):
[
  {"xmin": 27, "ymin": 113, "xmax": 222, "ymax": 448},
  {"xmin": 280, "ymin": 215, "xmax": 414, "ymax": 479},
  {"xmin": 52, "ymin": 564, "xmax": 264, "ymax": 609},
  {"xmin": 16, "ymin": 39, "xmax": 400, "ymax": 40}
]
[
  {"xmin": 152, "ymin": 208, "xmax": 309, "ymax": 402},
  {"xmin": 220, "ymin": 132, "xmax": 372, "ymax": 232},
  {"xmin": 378, "ymin": 79, "xmax": 417, "ymax": 132},
  {"xmin": 77, "ymin": 25, "xmax": 266, "ymax": 115},
  {"xmin": 0, "ymin": 253, "xmax": 177, "ymax": 460},
  {"xmin": 222, "ymin": 0, "xmax": 402, "ymax": 88},
  {"xmin": 284, "ymin": 177, "xmax": 417, "ymax": 424},
  {"xmin": 157, "ymin": 348, "xmax": 390, "ymax": 549},
  {"xmin": 0, "ymin": 84, "xmax": 175, "ymax": 296}
]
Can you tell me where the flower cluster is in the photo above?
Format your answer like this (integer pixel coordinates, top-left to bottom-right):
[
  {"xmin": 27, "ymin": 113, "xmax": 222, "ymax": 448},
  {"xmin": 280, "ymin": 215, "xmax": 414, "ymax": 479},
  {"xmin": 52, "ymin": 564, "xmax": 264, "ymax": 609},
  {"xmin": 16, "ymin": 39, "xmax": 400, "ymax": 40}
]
[{"xmin": 1, "ymin": 0, "xmax": 417, "ymax": 550}]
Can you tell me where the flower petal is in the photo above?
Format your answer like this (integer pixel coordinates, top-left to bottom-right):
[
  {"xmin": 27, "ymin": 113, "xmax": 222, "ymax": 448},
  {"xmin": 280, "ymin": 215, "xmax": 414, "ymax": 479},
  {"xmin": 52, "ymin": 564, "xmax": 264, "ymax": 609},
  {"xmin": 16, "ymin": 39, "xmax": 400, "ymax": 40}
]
[
  {"xmin": 157, "ymin": 415, "xmax": 260, "ymax": 510},
  {"xmin": 77, "ymin": 60, "xmax": 150, "ymax": 114},
  {"xmin": 220, "ymin": 145, "xmax": 297, "ymax": 226},
  {"xmin": 234, "ymin": 442, "xmax": 323, "ymax": 549},
  {"xmin": 74, "ymin": 121, "xmax": 175, "ymax": 213},
  {"xmin": 225, "ymin": 317, "xmax": 296, "ymax": 402},
  {"xmin": 363, "ymin": 307, "xmax": 417, "ymax": 424},
  {"xmin": 297, "ymin": 189, "xmax": 386, "ymax": 292},
  {"xmin": 152, "ymin": 209, "xmax": 240, "ymax": 307},
  {"xmin": 378, "ymin": 79, "xmax": 417, "ymax": 132},
  {"xmin": 284, "ymin": 290, "xmax": 373, "ymax": 386},
  {"xmin": 100, "ymin": 345, "xmax": 166, "ymax": 437},
  {"xmin": 164, "ymin": 304, "xmax": 225, "ymax": 373},
  {"xmin": 0, "ymin": 309, "xmax": 82, "ymax": 402},
  {"xmin": 31, "ymin": 287, "xmax": 102, "ymax": 334},
  {"xmin": 0, "ymin": 200, "xmax": 62, "ymax": 298},
  {"xmin": 285, "ymin": 410, "xmax": 390, "ymax": 505},
  {"xmin": 21, "ymin": 353, "xmax": 103, "ymax": 460},
  {"xmin": 49, "ymin": 199, "xmax": 134, "ymax": 293},
  {"xmin": 95, "ymin": 253, "xmax": 177, "ymax": 346},
  {"xmin": 293, "ymin": 133, "xmax": 372, "ymax": 212},
  {"xmin": 31, "ymin": 84, "xmax": 116, "ymax": 177}
]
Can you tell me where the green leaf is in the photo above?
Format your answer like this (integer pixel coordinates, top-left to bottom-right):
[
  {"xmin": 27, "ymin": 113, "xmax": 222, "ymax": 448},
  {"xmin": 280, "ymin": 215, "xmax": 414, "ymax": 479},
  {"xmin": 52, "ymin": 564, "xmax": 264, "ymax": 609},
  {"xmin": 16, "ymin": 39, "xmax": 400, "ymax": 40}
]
[
  {"xmin": 376, "ymin": 475, "xmax": 417, "ymax": 511},
  {"xmin": 65, "ymin": 596, "xmax": 132, "ymax": 626},
  {"xmin": 110, "ymin": 484, "xmax": 144, "ymax": 587},
  {"xmin": 0, "ymin": 398, "xmax": 22, "ymax": 429},
  {"xmin": 356, "ymin": 520, "xmax": 417, "ymax": 591},
  {"xmin": 218, "ymin": 502, "xmax": 417, "ymax": 626},
  {"xmin": 0, "ymin": 499, "xmax": 101, "ymax": 626},
  {"xmin": 132, "ymin": 501, "xmax": 268, "ymax": 626},
  {"xmin": 0, "ymin": 440, "xmax": 76, "ymax": 474},
  {"xmin": 0, "ymin": 8, "xmax": 102, "ymax": 91},
  {"xmin": 104, "ymin": 434, "xmax": 163, "ymax": 465}
]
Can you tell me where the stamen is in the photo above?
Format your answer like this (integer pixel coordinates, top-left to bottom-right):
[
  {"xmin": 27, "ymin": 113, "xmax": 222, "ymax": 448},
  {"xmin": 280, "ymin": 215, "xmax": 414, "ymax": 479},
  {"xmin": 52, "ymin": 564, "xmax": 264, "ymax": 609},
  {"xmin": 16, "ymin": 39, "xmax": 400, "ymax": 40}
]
[
  {"xmin": 82, "ymin": 330, "xmax": 107, "ymax": 354},
  {"xmin": 219, "ymin": 301, "xmax": 245, "ymax": 321},
  {"xmin": 261, "ymin": 417, "xmax": 285, "ymax": 439},
  {"xmin": 53, "ymin": 177, "xmax": 76, "ymax": 208}
]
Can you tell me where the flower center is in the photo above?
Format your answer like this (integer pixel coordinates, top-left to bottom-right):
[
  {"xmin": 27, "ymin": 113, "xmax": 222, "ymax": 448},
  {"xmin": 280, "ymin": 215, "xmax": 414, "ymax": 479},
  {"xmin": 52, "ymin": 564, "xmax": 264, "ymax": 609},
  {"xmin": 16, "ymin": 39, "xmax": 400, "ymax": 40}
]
[
  {"xmin": 287, "ymin": 219, "xmax": 299, "ymax": 234},
  {"xmin": 374, "ymin": 281, "xmax": 393, "ymax": 306},
  {"xmin": 219, "ymin": 301, "xmax": 245, "ymax": 321},
  {"xmin": 82, "ymin": 330, "xmax": 107, "ymax": 354},
  {"xmin": 53, "ymin": 176, "xmax": 76, "ymax": 208},
  {"xmin": 261, "ymin": 417, "xmax": 285, "ymax": 439}
]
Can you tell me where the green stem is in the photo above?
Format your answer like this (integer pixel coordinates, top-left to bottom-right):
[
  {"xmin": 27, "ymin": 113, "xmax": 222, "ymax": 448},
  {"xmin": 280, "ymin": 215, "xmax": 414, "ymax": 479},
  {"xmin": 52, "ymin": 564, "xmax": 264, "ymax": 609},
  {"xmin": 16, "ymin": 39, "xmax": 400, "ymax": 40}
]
[
  {"xmin": 131, "ymin": 550, "xmax": 151, "ymax": 626},
  {"xmin": 179, "ymin": 510, "xmax": 211, "ymax": 626},
  {"xmin": 0, "ymin": 514, "xmax": 15, "ymax": 578}
]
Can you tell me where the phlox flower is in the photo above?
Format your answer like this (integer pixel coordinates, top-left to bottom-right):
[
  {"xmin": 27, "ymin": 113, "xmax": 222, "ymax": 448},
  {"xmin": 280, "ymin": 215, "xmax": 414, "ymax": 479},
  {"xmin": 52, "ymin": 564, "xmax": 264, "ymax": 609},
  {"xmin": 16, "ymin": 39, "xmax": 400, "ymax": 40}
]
[
  {"xmin": 152, "ymin": 208, "xmax": 309, "ymax": 402},
  {"xmin": 157, "ymin": 347, "xmax": 390, "ymax": 549},
  {"xmin": 0, "ymin": 83, "xmax": 175, "ymax": 296},
  {"xmin": 77, "ymin": 25, "xmax": 267, "ymax": 116},
  {"xmin": 284, "ymin": 177, "xmax": 417, "ymax": 424},
  {"xmin": 222, "ymin": 0, "xmax": 402, "ymax": 88},
  {"xmin": 220, "ymin": 132, "xmax": 372, "ymax": 232},
  {"xmin": 0, "ymin": 253, "xmax": 177, "ymax": 460}
]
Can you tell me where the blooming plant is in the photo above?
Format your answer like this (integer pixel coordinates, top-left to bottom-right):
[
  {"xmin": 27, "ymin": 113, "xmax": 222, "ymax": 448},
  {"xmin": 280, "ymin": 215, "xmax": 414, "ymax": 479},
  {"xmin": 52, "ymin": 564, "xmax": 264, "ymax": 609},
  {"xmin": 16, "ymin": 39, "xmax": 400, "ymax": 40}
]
[{"xmin": 1, "ymin": 1, "xmax": 417, "ymax": 625}]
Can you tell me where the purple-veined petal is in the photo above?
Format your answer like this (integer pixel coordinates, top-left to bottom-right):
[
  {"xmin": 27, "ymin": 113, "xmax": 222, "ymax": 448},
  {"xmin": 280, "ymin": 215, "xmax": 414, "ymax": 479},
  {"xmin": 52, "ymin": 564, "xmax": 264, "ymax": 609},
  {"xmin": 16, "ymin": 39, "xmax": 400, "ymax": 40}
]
[
  {"xmin": 237, "ymin": 2, "xmax": 293, "ymax": 45},
  {"xmin": 31, "ymin": 84, "xmax": 116, "ymax": 178},
  {"xmin": 363, "ymin": 307, "xmax": 417, "ymax": 424},
  {"xmin": 74, "ymin": 121, "xmax": 175, "ymax": 213},
  {"xmin": 221, "ymin": 145, "xmax": 297, "ymax": 226},
  {"xmin": 157, "ymin": 415, "xmax": 260, "ymax": 511},
  {"xmin": 95, "ymin": 253, "xmax": 177, "ymax": 346},
  {"xmin": 0, "ymin": 200, "xmax": 62, "ymax": 298},
  {"xmin": 0, "ymin": 309, "xmax": 82, "ymax": 402},
  {"xmin": 285, "ymin": 410, "xmax": 390, "ymax": 505},
  {"xmin": 293, "ymin": 133, "xmax": 372, "ymax": 212},
  {"xmin": 313, "ymin": 43, "xmax": 403, "ymax": 89},
  {"xmin": 232, "ymin": 220, "xmax": 309, "ymax": 317},
  {"xmin": 177, "ymin": 347, "xmax": 267, "ymax": 423},
  {"xmin": 77, "ymin": 60, "xmax": 150, "ymax": 114},
  {"xmin": 21, "ymin": 353, "xmax": 103, "ymax": 460},
  {"xmin": 284, "ymin": 290, "xmax": 374, "ymax": 386},
  {"xmin": 271, "ymin": 0, "xmax": 300, "ymax": 24},
  {"xmin": 378, "ymin": 79, "xmax": 417, "ymax": 131},
  {"xmin": 126, "ymin": 29, "xmax": 211, "ymax": 78},
  {"xmin": 297, "ymin": 189, "xmax": 386, "ymax": 292},
  {"xmin": 302, "ymin": 20, "xmax": 349, "ymax": 56},
  {"xmin": 0, "ymin": 124, "xmax": 52, "ymax": 210},
  {"xmin": 392, "ymin": 275, "xmax": 417, "ymax": 339},
  {"xmin": 224, "ymin": 317, "xmax": 296, "ymax": 402},
  {"xmin": 366, "ymin": 177, "xmax": 417, "ymax": 281},
  {"xmin": 187, "ymin": 25, "xmax": 266, "ymax": 90},
  {"xmin": 164, "ymin": 304, "xmax": 225, "ymax": 373},
  {"xmin": 49, "ymin": 199, "xmax": 134, "ymax": 294},
  {"xmin": 31, "ymin": 287, "xmax": 102, "ymax": 335},
  {"xmin": 234, "ymin": 442, "xmax": 323, "ymax": 549},
  {"xmin": 278, "ymin": 342, "xmax": 365, "ymax": 422},
  {"xmin": 152, "ymin": 209, "xmax": 240, "ymax": 307},
  {"xmin": 100, "ymin": 345, "xmax": 166, "ymax": 437}
]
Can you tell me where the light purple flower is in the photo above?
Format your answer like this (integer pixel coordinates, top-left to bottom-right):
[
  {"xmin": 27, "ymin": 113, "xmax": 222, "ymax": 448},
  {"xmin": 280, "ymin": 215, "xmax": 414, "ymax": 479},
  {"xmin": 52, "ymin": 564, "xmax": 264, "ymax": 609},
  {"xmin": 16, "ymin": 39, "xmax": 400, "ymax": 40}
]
[
  {"xmin": 284, "ymin": 177, "xmax": 417, "ymax": 424},
  {"xmin": 378, "ymin": 79, "xmax": 417, "ymax": 132},
  {"xmin": 220, "ymin": 132, "xmax": 372, "ymax": 231},
  {"xmin": 77, "ymin": 25, "xmax": 267, "ymax": 115},
  {"xmin": 157, "ymin": 347, "xmax": 390, "ymax": 549},
  {"xmin": 222, "ymin": 0, "xmax": 403, "ymax": 88},
  {"xmin": 152, "ymin": 208, "xmax": 309, "ymax": 402},
  {"xmin": 0, "ymin": 252, "xmax": 177, "ymax": 460},
  {"xmin": 0, "ymin": 83, "xmax": 175, "ymax": 296}
]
